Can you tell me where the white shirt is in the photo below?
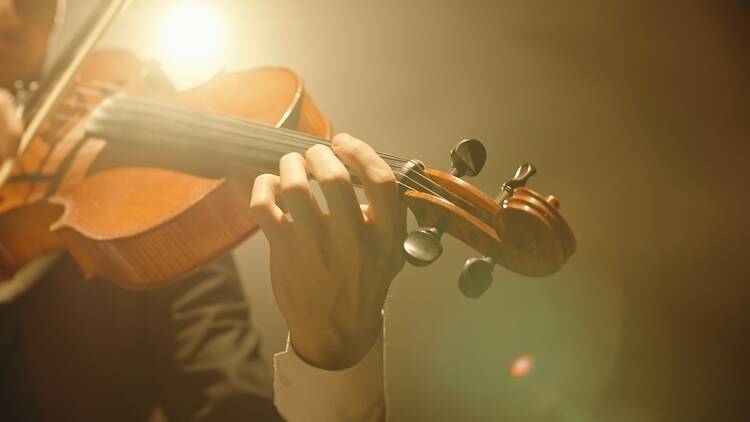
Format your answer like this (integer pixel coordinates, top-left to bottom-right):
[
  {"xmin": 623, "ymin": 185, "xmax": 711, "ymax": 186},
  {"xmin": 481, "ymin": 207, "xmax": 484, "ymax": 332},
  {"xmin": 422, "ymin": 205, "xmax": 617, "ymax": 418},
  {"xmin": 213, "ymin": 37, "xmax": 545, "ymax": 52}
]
[{"xmin": 274, "ymin": 333, "xmax": 386, "ymax": 421}]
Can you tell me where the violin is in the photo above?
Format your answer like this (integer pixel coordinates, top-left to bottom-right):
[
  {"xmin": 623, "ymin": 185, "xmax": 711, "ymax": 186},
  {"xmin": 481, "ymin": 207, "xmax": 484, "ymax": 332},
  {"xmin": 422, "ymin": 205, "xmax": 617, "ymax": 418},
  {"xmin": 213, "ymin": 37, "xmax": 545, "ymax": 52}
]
[{"xmin": 1, "ymin": 2, "xmax": 575, "ymax": 298}]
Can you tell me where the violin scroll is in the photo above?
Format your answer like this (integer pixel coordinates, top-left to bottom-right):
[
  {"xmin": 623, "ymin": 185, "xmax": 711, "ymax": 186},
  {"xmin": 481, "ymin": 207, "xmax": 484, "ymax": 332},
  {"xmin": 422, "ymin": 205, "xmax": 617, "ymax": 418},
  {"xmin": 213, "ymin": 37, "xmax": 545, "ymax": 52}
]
[
  {"xmin": 400, "ymin": 146, "xmax": 576, "ymax": 298},
  {"xmin": 493, "ymin": 185, "xmax": 576, "ymax": 278}
]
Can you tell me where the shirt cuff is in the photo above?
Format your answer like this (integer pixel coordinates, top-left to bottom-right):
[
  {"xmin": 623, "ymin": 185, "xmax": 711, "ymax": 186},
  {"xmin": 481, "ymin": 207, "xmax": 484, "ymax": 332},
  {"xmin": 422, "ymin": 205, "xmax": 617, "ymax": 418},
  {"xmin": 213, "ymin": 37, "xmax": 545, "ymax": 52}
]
[{"xmin": 273, "ymin": 332, "xmax": 385, "ymax": 422}]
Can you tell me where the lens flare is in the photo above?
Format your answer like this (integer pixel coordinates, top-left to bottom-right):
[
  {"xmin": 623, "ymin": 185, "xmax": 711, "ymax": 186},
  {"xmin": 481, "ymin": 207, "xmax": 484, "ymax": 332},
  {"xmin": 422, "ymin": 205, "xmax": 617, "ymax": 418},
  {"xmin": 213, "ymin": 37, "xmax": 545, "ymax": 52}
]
[
  {"xmin": 159, "ymin": 3, "xmax": 224, "ymax": 88},
  {"xmin": 510, "ymin": 354, "xmax": 534, "ymax": 378}
]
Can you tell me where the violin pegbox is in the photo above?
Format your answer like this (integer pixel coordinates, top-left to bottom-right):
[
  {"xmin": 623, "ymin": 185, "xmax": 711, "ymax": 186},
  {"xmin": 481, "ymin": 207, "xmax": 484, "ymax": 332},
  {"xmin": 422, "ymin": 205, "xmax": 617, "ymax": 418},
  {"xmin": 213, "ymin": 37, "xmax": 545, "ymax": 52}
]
[{"xmin": 398, "ymin": 140, "xmax": 576, "ymax": 298}]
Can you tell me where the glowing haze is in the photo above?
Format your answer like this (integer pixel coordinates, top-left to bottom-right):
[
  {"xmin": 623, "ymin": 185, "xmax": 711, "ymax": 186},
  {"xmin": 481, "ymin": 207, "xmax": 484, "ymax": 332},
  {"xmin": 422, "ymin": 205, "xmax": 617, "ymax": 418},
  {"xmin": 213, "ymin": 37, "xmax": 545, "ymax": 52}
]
[{"xmin": 158, "ymin": 2, "xmax": 224, "ymax": 88}]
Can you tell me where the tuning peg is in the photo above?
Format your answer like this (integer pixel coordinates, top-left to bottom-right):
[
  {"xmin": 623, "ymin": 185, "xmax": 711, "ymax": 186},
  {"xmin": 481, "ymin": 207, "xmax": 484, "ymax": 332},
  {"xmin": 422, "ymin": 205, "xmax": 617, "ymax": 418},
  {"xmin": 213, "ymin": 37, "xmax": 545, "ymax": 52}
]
[
  {"xmin": 459, "ymin": 256, "xmax": 495, "ymax": 298},
  {"xmin": 496, "ymin": 163, "xmax": 537, "ymax": 204},
  {"xmin": 403, "ymin": 226, "xmax": 444, "ymax": 266},
  {"xmin": 448, "ymin": 139, "xmax": 487, "ymax": 178}
]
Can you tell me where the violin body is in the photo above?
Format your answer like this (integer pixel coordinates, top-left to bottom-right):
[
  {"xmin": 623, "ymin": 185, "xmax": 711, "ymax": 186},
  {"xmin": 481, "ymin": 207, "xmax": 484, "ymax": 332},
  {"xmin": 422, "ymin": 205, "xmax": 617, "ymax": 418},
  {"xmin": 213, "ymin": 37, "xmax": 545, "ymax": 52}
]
[
  {"xmin": 0, "ymin": 50, "xmax": 331, "ymax": 287},
  {"xmin": 0, "ymin": 50, "xmax": 155, "ymax": 280}
]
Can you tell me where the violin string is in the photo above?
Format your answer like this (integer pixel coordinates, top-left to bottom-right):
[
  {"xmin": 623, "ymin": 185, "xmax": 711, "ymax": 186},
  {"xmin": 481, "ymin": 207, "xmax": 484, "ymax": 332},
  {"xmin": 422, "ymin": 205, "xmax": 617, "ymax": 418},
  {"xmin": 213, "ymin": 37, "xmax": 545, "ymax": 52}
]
[
  {"xmin": 24, "ymin": 79, "xmax": 117, "ymax": 129},
  {"xmin": 73, "ymin": 83, "xmax": 116, "ymax": 97},
  {"xmin": 133, "ymin": 96, "xmax": 412, "ymax": 164},
  {"xmin": 222, "ymin": 134, "xmax": 454, "ymax": 204},
  {"xmin": 30, "ymin": 109, "xmax": 450, "ymax": 205},
  {"xmin": 18, "ymin": 79, "xmax": 490, "ymax": 224},
  {"xmin": 46, "ymin": 89, "xmax": 409, "ymax": 163},
  {"xmin": 50, "ymin": 113, "xmax": 75, "ymax": 122},
  {"xmin": 103, "ymin": 96, "xmax": 411, "ymax": 167},
  {"xmin": 85, "ymin": 79, "xmax": 121, "ymax": 93},
  {"xmin": 61, "ymin": 99, "xmax": 95, "ymax": 112},
  {"xmin": 15, "ymin": 82, "xmax": 103, "ymax": 181},
  {"xmin": 97, "ymin": 96, "xmax": 484, "ymax": 216},
  {"xmin": 390, "ymin": 165, "xmax": 485, "ymax": 219},
  {"xmin": 39, "ymin": 94, "xmax": 484, "ymax": 219},
  {"xmin": 131, "ymin": 102, "xmax": 418, "ymax": 173},
  {"xmin": 45, "ymin": 90, "xmax": 410, "ymax": 165},
  {"xmin": 234, "ymin": 161, "xmax": 416, "ymax": 195},
  {"xmin": 194, "ymin": 118, "xmax": 480, "ymax": 213},
  {"xmin": 114, "ymin": 97, "xmax": 484, "ymax": 211},
  {"xmin": 139, "ymin": 96, "xmax": 413, "ymax": 163},
  {"xmin": 34, "ymin": 83, "xmax": 114, "ymax": 144}
]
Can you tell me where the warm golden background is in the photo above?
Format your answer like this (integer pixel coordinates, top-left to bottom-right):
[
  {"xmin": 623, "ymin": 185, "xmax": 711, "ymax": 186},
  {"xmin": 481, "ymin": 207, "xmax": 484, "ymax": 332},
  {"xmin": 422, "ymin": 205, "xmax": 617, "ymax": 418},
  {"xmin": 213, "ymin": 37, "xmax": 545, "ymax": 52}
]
[{"xmin": 58, "ymin": 1, "xmax": 750, "ymax": 421}]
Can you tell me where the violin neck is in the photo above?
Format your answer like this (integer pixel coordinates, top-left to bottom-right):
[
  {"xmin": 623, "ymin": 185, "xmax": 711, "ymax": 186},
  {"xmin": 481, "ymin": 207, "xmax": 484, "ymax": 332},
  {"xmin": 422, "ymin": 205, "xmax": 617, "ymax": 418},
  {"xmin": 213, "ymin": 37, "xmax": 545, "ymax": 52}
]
[
  {"xmin": 86, "ymin": 95, "xmax": 485, "ymax": 230},
  {"xmin": 87, "ymin": 95, "xmax": 410, "ymax": 178}
]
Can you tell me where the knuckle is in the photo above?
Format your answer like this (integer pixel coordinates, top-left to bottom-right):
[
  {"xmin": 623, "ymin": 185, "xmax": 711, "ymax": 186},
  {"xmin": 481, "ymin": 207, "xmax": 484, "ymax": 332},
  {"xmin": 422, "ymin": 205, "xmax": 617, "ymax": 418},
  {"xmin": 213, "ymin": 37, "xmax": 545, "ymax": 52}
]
[
  {"xmin": 370, "ymin": 168, "xmax": 397, "ymax": 187},
  {"xmin": 250, "ymin": 174, "xmax": 274, "ymax": 192},
  {"xmin": 281, "ymin": 179, "xmax": 309, "ymax": 197},
  {"xmin": 253, "ymin": 173, "xmax": 275, "ymax": 185},
  {"xmin": 279, "ymin": 153, "xmax": 310, "ymax": 196},
  {"xmin": 248, "ymin": 197, "xmax": 270, "ymax": 215},
  {"xmin": 348, "ymin": 141, "xmax": 369, "ymax": 156},
  {"xmin": 247, "ymin": 199, "xmax": 266, "ymax": 214},
  {"xmin": 249, "ymin": 179, "xmax": 272, "ymax": 206},
  {"xmin": 331, "ymin": 133, "xmax": 354, "ymax": 148},
  {"xmin": 316, "ymin": 167, "xmax": 351, "ymax": 187},
  {"xmin": 334, "ymin": 135, "xmax": 367, "ymax": 156},
  {"xmin": 305, "ymin": 143, "xmax": 331, "ymax": 158},
  {"xmin": 280, "ymin": 151, "xmax": 304, "ymax": 166}
]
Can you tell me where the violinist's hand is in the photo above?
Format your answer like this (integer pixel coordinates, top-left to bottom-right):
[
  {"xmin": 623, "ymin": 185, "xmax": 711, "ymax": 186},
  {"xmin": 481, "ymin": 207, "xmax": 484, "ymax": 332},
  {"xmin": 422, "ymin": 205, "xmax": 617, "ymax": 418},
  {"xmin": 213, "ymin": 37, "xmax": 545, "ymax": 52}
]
[
  {"xmin": 250, "ymin": 134, "xmax": 406, "ymax": 370},
  {"xmin": 0, "ymin": 89, "xmax": 21, "ymax": 163}
]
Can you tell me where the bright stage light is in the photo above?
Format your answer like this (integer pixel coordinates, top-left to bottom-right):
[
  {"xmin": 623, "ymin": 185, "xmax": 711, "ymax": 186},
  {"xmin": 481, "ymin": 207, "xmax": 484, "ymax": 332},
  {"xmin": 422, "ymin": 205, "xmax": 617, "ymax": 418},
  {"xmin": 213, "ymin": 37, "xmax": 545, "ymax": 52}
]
[{"xmin": 159, "ymin": 2, "xmax": 224, "ymax": 88}]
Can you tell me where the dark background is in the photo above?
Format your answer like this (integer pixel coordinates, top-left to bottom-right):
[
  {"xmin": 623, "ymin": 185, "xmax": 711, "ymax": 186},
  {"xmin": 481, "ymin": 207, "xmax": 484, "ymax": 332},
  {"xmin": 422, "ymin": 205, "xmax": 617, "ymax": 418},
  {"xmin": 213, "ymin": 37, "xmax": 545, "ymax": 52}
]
[{"xmin": 58, "ymin": 1, "xmax": 750, "ymax": 420}]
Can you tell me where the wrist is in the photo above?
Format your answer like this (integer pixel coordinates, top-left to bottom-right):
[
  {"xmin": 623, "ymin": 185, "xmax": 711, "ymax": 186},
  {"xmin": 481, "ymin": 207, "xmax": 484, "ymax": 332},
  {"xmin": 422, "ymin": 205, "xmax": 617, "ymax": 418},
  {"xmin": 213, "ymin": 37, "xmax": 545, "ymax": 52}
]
[{"xmin": 289, "ymin": 315, "xmax": 383, "ymax": 370}]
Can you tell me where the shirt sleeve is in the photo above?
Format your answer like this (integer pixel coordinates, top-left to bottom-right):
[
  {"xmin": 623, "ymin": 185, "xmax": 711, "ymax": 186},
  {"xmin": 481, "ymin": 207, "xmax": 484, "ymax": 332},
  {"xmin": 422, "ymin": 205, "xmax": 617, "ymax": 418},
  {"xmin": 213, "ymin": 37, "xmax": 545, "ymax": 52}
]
[{"xmin": 273, "ymin": 332, "xmax": 386, "ymax": 422}]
